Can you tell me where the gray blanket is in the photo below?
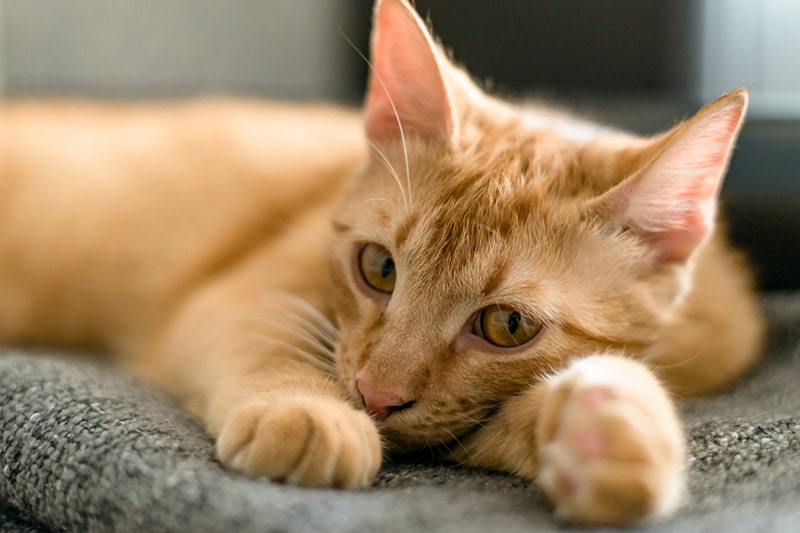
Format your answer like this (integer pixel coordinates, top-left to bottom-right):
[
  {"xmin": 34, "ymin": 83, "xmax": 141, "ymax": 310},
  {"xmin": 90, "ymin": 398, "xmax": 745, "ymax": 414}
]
[{"xmin": 2, "ymin": 294, "xmax": 800, "ymax": 532}]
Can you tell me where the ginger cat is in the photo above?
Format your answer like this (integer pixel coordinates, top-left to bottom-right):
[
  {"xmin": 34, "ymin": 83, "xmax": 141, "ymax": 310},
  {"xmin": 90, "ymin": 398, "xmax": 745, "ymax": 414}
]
[{"xmin": 0, "ymin": 0, "xmax": 763, "ymax": 525}]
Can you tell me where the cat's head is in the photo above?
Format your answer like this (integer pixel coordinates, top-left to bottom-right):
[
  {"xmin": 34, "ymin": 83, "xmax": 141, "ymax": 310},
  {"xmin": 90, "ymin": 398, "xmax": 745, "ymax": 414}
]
[{"xmin": 330, "ymin": 0, "xmax": 747, "ymax": 451}]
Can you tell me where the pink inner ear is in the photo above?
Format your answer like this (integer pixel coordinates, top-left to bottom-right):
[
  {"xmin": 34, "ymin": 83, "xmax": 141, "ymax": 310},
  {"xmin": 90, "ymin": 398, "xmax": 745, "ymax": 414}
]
[
  {"xmin": 641, "ymin": 209, "xmax": 714, "ymax": 264},
  {"xmin": 612, "ymin": 90, "xmax": 748, "ymax": 264},
  {"xmin": 364, "ymin": 0, "xmax": 454, "ymax": 142}
]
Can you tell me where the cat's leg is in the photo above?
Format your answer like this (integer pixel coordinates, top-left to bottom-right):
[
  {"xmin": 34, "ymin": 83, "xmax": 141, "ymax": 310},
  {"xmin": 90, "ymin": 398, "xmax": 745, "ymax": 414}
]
[
  {"xmin": 209, "ymin": 356, "xmax": 382, "ymax": 489},
  {"xmin": 451, "ymin": 354, "xmax": 685, "ymax": 525},
  {"xmin": 133, "ymin": 271, "xmax": 383, "ymax": 489}
]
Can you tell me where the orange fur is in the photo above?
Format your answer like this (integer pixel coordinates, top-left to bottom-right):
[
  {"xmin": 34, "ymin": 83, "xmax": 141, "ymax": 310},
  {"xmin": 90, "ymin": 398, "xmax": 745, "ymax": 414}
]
[{"xmin": 0, "ymin": 0, "xmax": 763, "ymax": 525}]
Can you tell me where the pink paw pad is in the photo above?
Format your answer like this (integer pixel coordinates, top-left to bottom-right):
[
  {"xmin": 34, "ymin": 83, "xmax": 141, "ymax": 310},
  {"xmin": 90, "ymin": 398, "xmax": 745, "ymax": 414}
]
[
  {"xmin": 576, "ymin": 386, "xmax": 613, "ymax": 410},
  {"xmin": 568, "ymin": 386, "xmax": 612, "ymax": 459},
  {"xmin": 575, "ymin": 430, "xmax": 606, "ymax": 459}
]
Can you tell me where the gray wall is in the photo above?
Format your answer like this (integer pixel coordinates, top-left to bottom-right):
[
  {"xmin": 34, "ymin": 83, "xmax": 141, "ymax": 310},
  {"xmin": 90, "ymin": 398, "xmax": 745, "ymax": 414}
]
[
  {"xmin": 697, "ymin": 0, "xmax": 800, "ymax": 118},
  {"xmin": 0, "ymin": 0, "xmax": 364, "ymax": 101},
  {"xmin": 4, "ymin": 0, "xmax": 799, "ymax": 117}
]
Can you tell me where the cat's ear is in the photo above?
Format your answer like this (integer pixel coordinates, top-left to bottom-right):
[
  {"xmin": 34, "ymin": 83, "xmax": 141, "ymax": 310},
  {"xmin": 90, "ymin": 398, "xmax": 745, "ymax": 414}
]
[
  {"xmin": 590, "ymin": 89, "xmax": 748, "ymax": 264},
  {"xmin": 364, "ymin": 0, "xmax": 455, "ymax": 143}
]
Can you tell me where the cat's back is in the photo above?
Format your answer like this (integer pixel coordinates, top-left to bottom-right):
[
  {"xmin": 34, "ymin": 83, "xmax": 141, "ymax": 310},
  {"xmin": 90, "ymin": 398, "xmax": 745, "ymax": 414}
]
[
  {"xmin": 0, "ymin": 99, "xmax": 366, "ymax": 348},
  {"xmin": 0, "ymin": 98, "xmax": 364, "ymax": 193},
  {"xmin": 0, "ymin": 99, "xmax": 366, "ymax": 259},
  {"xmin": 0, "ymin": 99, "xmax": 366, "ymax": 226}
]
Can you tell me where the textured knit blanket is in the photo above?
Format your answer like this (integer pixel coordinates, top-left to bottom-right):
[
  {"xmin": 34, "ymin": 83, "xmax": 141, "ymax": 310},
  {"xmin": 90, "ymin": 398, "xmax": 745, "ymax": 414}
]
[{"xmin": 2, "ymin": 294, "xmax": 800, "ymax": 532}]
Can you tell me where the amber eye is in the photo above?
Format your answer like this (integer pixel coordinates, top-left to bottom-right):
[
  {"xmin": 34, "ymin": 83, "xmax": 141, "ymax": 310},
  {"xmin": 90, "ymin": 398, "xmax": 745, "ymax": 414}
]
[
  {"xmin": 476, "ymin": 306, "xmax": 542, "ymax": 347},
  {"xmin": 358, "ymin": 243, "xmax": 396, "ymax": 293}
]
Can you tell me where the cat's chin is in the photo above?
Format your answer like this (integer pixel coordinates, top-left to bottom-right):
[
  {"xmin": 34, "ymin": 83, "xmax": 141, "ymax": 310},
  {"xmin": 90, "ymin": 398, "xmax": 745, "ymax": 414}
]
[
  {"xmin": 380, "ymin": 431, "xmax": 450, "ymax": 455},
  {"xmin": 376, "ymin": 416, "xmax": 480, "ymax": 455}
]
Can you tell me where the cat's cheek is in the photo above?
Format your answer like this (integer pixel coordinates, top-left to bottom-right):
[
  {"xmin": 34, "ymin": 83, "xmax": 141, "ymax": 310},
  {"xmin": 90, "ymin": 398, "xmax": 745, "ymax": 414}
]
[
  {"xmin": 331, "ymin": 343, "xmax": 361, "ymax": 405},
  {"xmin": 328, "ymin": 256, "xmax": 362, "ymax": 325}
]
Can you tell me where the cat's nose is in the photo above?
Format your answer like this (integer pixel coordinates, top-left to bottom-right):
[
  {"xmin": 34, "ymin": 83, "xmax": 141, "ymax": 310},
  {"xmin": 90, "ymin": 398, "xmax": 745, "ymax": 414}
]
[{"xmin": 356, "ymin": 377, "xmax": 414, "ymax": 421}]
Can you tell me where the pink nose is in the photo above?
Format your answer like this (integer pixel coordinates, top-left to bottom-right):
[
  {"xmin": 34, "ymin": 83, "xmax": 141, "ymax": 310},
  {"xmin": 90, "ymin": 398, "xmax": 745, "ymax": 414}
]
[{"xmin": 356, "ymin": 377, "xmax": 414, "ymax": 421}]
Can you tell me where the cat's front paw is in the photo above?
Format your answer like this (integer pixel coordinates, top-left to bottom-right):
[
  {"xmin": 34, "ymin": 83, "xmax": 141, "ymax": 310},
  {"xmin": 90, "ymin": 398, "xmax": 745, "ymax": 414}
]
[
  {"xmin": 536, "ymin": 355, "xmax": 685, "ymax": 525},
  {"xmin": 216, "ymin": 394, "xmax": 382, "ymax": 489}
]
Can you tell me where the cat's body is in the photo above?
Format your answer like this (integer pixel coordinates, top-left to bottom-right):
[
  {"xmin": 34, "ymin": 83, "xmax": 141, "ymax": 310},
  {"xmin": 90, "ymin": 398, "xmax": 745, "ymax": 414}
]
[
  {"xmin": 0, "ymin": 100, "xmax": 363, "ymax": 365},
  {"xmin": 0, "ymin": 0, "xmax": 763, "ymax": 525}
]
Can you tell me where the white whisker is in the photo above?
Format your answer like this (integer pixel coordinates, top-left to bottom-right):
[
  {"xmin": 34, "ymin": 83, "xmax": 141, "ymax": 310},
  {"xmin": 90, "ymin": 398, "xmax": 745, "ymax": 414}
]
[
  {"xmin": 262, "ymin": 293, "xmax": 339, "ymax": 345},
  {"xmin": 360, "ymin": 197, "xmax": 391, "ymax": 208},
  {"xmin": 285, "ymin": 293, "xmax": 339, "ymax": 337},
  {"xmin": 645, "ymin": 347, "xmax": 707, "ymax": 382},
  {"xmin": 440, "ymin": 425, "xmax": 476, "ymax": 466},
  {"xmin": 366, "ymin": 139, "xmax": 409, "ymax": 212},
  {"xmin": 261, "ymin": 316, "xmax": 335, "ymax": 357},
  {"xmin": 251, "ymin": 333, "xmax": 336, "ymax": 374},
  {"xmin": 273, "ymin": 306, "xmax": 338, "ymax": 348},
  {"xmin": 227, "ymin": 292, "xmax": 342, "ymax": 376},
  {"xmin": 339, "ymin": 27, "xmax": 412, "ymax": 213}
]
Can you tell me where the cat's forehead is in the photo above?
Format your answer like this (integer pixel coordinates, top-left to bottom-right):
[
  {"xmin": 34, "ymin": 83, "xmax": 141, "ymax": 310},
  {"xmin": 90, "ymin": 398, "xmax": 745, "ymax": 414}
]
[
  {"xmin": 368, "ymin": 130, "xmax": 590, "ymax": 259},
  {"xmin": 415, "ymin": 142, "xmax": 583, "ymax": 234},
  {"xmin": 396, "ymin": 166, "xmax": 584, "ymax": 283},
  {"xmin": 435, "ymin": 122, "xmax": 617, "ymax": 203},
  {"xmin": 351, "ymin": 115, "xmax": 636, "ymax": 287},
  {"xmin": 383, "ymin": 182, "xmax": 599, "ymax": 330}
]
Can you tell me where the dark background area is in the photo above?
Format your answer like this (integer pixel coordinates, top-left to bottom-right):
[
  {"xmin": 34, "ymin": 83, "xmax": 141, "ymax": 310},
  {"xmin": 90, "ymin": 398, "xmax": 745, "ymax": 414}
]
[{"xmin": 350, "ymin": 0, "xmax": 696, "ymax": 94}]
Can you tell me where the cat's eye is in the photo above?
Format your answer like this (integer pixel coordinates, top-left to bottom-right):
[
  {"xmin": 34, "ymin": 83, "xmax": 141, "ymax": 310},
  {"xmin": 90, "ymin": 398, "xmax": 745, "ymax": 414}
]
[
  {"xmin": 358, "ymin": 243, "xmax": 396, "ymax": 293},
  {"xmin": 475, "ymin": 306, "xmax": 542, "ymax": 347}
]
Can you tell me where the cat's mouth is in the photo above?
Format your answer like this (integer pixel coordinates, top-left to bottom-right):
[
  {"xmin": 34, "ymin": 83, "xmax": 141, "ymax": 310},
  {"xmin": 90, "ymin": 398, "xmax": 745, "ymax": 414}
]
[
  {"xmin": 341, "ymin": 362, "xmax": 497, "ymax": 453},
  {"xmin": 369, "ymin": 402, "xmax": 499, "ymax": 454}
]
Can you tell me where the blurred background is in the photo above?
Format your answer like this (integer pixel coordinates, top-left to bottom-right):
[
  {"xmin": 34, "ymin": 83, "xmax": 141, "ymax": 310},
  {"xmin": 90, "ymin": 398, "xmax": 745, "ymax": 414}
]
[{"xmin": 1, "ymin": 0, "xmax": 798, "ymax": 289}]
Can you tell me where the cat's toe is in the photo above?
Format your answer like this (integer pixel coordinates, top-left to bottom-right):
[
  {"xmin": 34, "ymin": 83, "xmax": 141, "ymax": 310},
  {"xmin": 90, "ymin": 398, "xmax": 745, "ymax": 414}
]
[
  {"xmin": 216, "ymin": 394, "xmax": 382, "ymax": 489},
  {"xmin": 535, "ymin": 355, "xmax": 685, "ymax": 525}
]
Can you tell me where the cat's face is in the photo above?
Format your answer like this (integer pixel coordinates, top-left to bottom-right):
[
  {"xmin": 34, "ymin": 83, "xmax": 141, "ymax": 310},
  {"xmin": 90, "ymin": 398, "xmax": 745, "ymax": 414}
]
[
  {"xmin": 330, "ymin": 131, "xmax": 679, "ymax": 451},
  {"xmin": 328, "ymin": 0, "xmax": 746, "ymax": 452}
]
